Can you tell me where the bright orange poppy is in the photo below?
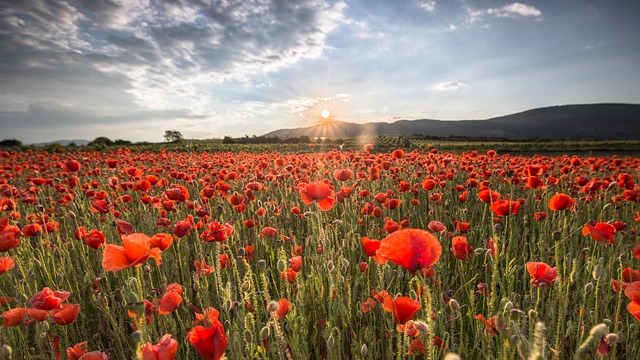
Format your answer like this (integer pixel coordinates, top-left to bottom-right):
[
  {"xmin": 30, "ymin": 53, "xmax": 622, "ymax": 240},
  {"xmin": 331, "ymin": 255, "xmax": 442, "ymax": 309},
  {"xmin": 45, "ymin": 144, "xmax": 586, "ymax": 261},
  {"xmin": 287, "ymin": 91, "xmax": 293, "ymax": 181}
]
[
  {"xmin": 141, "ymin": 334, "xmax": 178, "ymax": 360},
  {"xmin": 299, "ymin": 182, "xmax": 335, "ymax": 211},
  {"xmin": 548, "ymin": 193, "xmax": 575, "ymax": 211},
  {"xmin": 102, "ymin": 233, "xmax": 162, "ymax": 272},
  {"xmin": 582, "ymin": 222, "xmax": 616, "ymax": 245},
  {"xmin": 378, "ymin": 228, "xmax": 442, "ymax": 273}
]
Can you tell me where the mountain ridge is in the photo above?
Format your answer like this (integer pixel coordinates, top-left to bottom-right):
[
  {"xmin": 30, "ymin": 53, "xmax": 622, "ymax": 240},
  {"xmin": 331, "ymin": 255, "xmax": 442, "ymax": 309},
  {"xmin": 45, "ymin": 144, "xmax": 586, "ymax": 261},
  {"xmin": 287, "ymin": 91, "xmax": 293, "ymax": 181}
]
[{"xmin": 263, "ymin": 103, "xmax": 640, "ymax": 140}]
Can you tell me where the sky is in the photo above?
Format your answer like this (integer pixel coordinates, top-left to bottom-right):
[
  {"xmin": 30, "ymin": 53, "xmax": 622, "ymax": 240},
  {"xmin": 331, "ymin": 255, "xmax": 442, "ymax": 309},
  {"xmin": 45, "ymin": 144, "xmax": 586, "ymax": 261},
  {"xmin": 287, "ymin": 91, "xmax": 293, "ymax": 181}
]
[{"xmin": 1, "ymin": 0, "xmax": 639, "ymax": 144}]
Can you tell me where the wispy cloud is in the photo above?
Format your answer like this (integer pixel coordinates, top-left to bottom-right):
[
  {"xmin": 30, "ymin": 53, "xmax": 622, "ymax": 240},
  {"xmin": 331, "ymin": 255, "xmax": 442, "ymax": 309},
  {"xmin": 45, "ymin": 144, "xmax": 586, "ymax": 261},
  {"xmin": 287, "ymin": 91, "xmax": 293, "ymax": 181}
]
[
  {"xmin": 465, "ymin": 2, "xmax": 542, "ymax": 26},
  {"xmin": 432, "ymin": 81, "xmax": 466, "ymax": 91},
  {"xmin": 416, "ymin": 1, "xmax": 436, "ymax": 12}
]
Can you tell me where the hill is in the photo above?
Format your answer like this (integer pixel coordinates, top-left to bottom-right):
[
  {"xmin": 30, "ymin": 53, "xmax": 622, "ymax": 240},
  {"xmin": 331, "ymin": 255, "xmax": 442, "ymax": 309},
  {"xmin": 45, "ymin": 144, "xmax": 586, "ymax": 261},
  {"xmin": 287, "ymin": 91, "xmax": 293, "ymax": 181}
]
[{"xmin": 263, "ymin": 104, "xmax": 640, "ymax": 140}]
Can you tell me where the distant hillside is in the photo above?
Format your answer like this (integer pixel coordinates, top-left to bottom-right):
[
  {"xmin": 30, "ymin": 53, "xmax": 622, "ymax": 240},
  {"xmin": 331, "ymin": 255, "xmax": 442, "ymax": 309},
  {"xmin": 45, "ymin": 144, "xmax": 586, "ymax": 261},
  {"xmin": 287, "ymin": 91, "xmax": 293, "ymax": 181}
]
[
  {"xmin": 31, "ymin": 139, "xmax": 91, "ymax": 147},
  {"xmin": 264, "ymin": 104, "xmax": 640, "ymax": 140}
]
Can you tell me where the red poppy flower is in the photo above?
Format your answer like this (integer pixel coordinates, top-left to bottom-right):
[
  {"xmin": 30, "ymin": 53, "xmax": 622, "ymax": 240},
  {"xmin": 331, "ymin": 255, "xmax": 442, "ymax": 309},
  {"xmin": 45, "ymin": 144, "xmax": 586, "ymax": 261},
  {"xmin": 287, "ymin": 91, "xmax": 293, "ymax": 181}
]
[
  {"xmin": 627, "ymin": 300, "xmax": 640, "ymax": 321},
  {"xmin": 299, "ymin": 182, "xmax": 335, "ymax": 211},
  {"xmin": 187, "ymin": 310, "xmax": 227, "ymax": 360},
  {"xmin": 378, "ymin": 228, "xmax": 442, "ymax": 273},
  {"xmin": 141, "ymin": 334, "xmax": 178, "ymax": 360},
  {"xmin": 427, "ymin": 221, "xmax": 446, "ymax": 233},
  {"xmin": 158, "ymin": 284, "xmax": 183, "ymax": 315},
  {"xmin": 1, "ymin": 307, "xmax": 27, "ymax": 327},
  {"xmin": 51, "ymin": 303, "xmax": 81, "ymax": 325},
  {"xmin": 149, "ymin": 233, "xmax": 173, "ymax": 251},
  {"xmin": 62, "ymin": 160, "xmax": 81, "ymax": 172},
  {"xmin": 77, "ymin": 351, "xmax": 108, "ymax": 360},
  {"xmin": 333, "ymin": 169, "xmax": 354, "ymax": 182},
  {"xmin": 172, "ymin": 216, "xmax": 194, "ymax": 238},
  {"xmin": 474, "ymin": 314, "xmax": 503, "ymax": 336},
  {"xmin": 280, "ymin": 268, "xmax": 299, "ymax": 283},
  {"xmin": 526, "ymin": 262, "xmax": 558, "ymax": 287},
  {"xmin": 194, "ymin": 260, "xmax": 214, "ymax": 276},
  {"xmin": 115, "ymin": 219, "xmax": 133, "ymax": 235},
  {"xmin": 0, "ymin": 256, "xmax": 15, "ymax": 274},
  {"xmin": 389, "ymin": 297, "xmax": 421, "ymax": 324},
  {"xmin": 534, "ymin": 212, "xmax": 547, "ymax": 221},
  {"xmin": 623, "ymin": 268, "xmax": 640, "ymax": 282},
  {"xmin": 0, "ymin": 225, "xmax": 21, "ymax": 252},
  {"xmin": 82, "ymin": 230, "xmax": 106, "ymax": 249},
  {"xmin": 360, "ymin": 236, "xmax": 388, "ymax": 264},
  {"xmin": 66, "ymin": 341, "xmax": 88, "ymax": 360},
  {"xmin": 548, "ymin": 193, "xmax": 575, "ymax": 211},
  {"xmin": 275, "ymin": 298, "xmax": 292, "ymax": 320},
  {"xmin": 21, "ymin": 223, "xmax": 43, "ymax": 237},
  {"xmin": 450, "ymin": 236, "xmax": 473, "ymax": 260},
  {"xmin": 477, "ymin": 190, "xmax": 500, "ymax": 203},
  {"xmin": 259, "ymin": 226, "xmax": 277, "ymax": 238},
  {"xmin": 219, "ymin": 254, "xmax": 230, "ymax": 269},
  {"xmin": 582, "ymin": 222, "xmax": 616, "ymax": 245},
  {"xmin": 200, "ymin": 221, "xmax": 234, "ymax": 242},
  {"xmin": 453, "ymin": 221, "xmax": 470, "ymax": 233},
  {"xmin": 489, "ymin": 200, "xmax": 520, "ymax": 217},
  {"xmin": 288, "ymin": 256, "xmax": 302, "ymax": 272},
  {"xmin": 91, "ymin": 199, "xmax": 110, "ymax": 214},
  {"xmin": 624, "ymin": 281, "xmax": 640, "ymax": 303},
  {"xmin": 102, "ymin": 233, "xmax": 162, "ymax": 272},
  {"xmin": 407, "ymin": 338, "xmax": 426, "ymax": 355},
  {"xmin": 28, "ymin": 287, "xmax": 71, "ymax": 310}
]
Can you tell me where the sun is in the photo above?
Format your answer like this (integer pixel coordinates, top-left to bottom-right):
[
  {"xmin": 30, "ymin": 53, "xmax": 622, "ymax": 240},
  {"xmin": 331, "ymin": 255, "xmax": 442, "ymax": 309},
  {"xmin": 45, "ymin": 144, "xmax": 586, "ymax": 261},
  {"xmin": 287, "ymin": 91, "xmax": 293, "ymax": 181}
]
[{"xmin": 321, "ymin": 109, "xmax": 331, "ymax": 119}]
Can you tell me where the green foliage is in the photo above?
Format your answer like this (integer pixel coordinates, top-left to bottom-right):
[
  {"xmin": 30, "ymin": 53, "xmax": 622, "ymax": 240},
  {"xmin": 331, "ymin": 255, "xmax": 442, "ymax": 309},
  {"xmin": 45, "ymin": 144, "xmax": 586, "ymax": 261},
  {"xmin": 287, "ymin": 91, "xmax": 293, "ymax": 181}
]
[{"xmin": 164, "ymin": 130, "xmax": 184, "ymax": 143}]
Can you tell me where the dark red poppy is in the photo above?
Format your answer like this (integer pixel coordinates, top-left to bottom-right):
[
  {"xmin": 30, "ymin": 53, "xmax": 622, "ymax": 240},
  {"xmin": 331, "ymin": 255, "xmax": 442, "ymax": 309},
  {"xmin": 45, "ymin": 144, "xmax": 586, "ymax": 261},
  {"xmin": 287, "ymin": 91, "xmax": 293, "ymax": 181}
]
[
  {"xmin": 1, "ymin": 307, "xmax": 27, "ymax": 327},
  {"xmin": 21, "ymin": 223, "xmax": 43, "ymax": 237},
  {"xmin": 187, "ymin": 309, "xmax": 227, "ymax": 360},
  {"xmin": 378, "ymin": 228, "xmax": 442, "ymax": 273},
  {"xmin": 360, "ymin": 236, "xmax": 388, "ymax": 264},
  {"xmin": 275, "ymin": 298, "xmax": 292, "ymax": 320},
  {"xmin": 62, "ymin": 160, "xmax": 81, "ymax": 173},
  {"xmin": 450, "ymin": 236, "xmax": 473, "ymax": 260},
  {"xmin": 82, "ymin": 229, "xmax": 106, "ymax": 249},
  {"xmin": 526, "ymin": 262, "xmax": 558, "ymax": 287},
  {"xmin": 333, "ymin": 169, "xmax": 354, "ymax": 182},
  {"xmin": 158, "ymin": 284, "xmax": 182, "ymax": 315},
  {"xmin": 288, "ymin": 256, "xmax": 302, "ymax": 272},
  {"xmin": 28, "ymin": 287, "xmax": 71, "ymax": 310},
  {"xmin": 201, "ymin": 221, "xmax": 234, "ymax": 242}
]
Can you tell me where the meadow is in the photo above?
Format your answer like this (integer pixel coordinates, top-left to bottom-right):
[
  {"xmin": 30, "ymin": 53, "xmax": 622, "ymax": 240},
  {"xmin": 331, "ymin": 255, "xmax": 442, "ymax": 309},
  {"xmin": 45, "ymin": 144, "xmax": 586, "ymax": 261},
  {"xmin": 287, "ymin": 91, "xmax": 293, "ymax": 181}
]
[{"xmin": 0, "ymin": 142, "xmax": 639, "ymax": 359}]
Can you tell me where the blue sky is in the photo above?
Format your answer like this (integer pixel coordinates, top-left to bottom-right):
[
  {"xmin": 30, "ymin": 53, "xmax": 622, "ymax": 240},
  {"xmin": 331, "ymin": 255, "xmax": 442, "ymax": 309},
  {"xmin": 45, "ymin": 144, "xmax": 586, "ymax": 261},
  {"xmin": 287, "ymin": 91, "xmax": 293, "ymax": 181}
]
[{"xmin": 1, "ymin": 0, "xmax": 639, "ymax": 143}]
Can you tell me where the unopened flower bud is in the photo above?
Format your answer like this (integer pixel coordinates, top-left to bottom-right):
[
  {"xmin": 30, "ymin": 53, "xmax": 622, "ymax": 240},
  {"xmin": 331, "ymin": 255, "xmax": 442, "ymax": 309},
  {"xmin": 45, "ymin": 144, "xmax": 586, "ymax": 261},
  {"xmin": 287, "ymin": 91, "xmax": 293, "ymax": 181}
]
[
  {"xmin": 68, "ymin": 211, "xmax": 76, "ymax": 219},
  {"xmin": 1, "ymin": 344, "xmax": 12, "ymax": 359},
  {"xmin": 584, "ymin": 282, "xmax": 594, "ymax": 292},
  {"xmin": 413, "ymin": 320, "xmax": 429, "ymax": 333},
  {"xmin": 528, "ymin": 309, "xmax": 537, "ymax": 319},
  {"xmin": 260, "ymin": 326, "xmax": 270, "ymax": 340},
  {"xmin": 443, "ymin": 354, "xmax": 461, "ymax": 360},
  {"xmin": 504, "ymin": 301, "xmax": 514, "ymax": 312},
  {"xmin": 132, "ymin": 330, "xmax": 143, "ymax": 344},
  {"xmin": 592, "ymin": 265, "xmax": 604, "ymax": 280},
  {"xmin": 360, "ymin": 344, "xmax": 368, "ymax": 356},
  {"xmin": 257, "ymin": 260, "xmax": 267, "ymax": 272},
  {"xmin": 327, "ymin": 260, "xmax": 335, "ymax": 272},
  {"xmin": 605, "ymin": 333, "xmax": 619, "ymax": 344},
  {"xmin": 267, "ymin": 301, "xmax": 279, "ymax": 313},
  {"xmin": 326, "ymin": 335, "xmax": 335, "ymax": 351},
  {"xmin": 237, "ymin": 247, "xmax": 245, "ymax": 257},
  {"xmin": 589, "ymin": 323, "xmax": 608, "ymax": 338},
  {"xmin": 276, "ymin": 259, "xmax": 286, "ymax": 273},
  {"xmin": 241, "ymin": 281, "xmax": 251, "ymax": 293},
  {"xmin": 448, "ymin": 299, "xmax": 460, "ymax": 311},
  {"xmin": 552, "ymin": 231, "xmax": 562, "ymax": 241}
]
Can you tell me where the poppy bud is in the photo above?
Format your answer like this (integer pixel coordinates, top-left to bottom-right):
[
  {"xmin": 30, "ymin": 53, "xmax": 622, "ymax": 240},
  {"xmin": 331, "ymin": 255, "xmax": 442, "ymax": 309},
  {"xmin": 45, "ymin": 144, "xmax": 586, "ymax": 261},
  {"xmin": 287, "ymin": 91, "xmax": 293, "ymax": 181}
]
[
  {"xmin": 584, "ymin": 282, "xmax": 593, "ymax": 292},
  {"xmin": 276, "ymin": 259, "xmax": 286, "ymax": 273},
  {"xmin": 341, "ymin": 258, "xmax": 349, "ymax": 269},
  {"xmin": 237, "ymin": 248, "xmax": 245, "ymax": 257},
  {"xmin": 143, "ymin": 265, "xmax": 151, "ymax": 273},
  {"xmin": 413, "ymin": 320, "xmax": 429, "ymax": 333},
  {"xmin": 444, "ymin": 354, "xmax": 461, "ymax": 360},
  {"xmin": 360, "ymin": 344, "xmax": 368, "ymax": 356},
  {"xmin": 504, "ymin": 301, "xmax": 513, "ymax": 312},
  {"xmin": 510, "ymin": 308, "xmax": 525, "ymax": 320},
  {"xmin": 493, "ymin": 223, "xmax": 502, "ymax": 235},
  {"xmin": 327, "ymin": 260, "xmax": 335, "ymax": 273},
  {"xmin": 592, "ymin": 265, "xmax": 604, "ymax": 280},
  {"xmin": 448, "ymin": 299, "xmax": 460, "ymax": 311},
  {"xmin": 474, "ymin": 248, "xmax": 486, "ymax": 255},
  {"xmin": 132, "ymin": 330, "xmax": 143, "ymax": 344},
  {"xmin": 244, "ymin": 330, "xmax": 253, "ymax": 344},
  {"xmin": 241, "ymin": 281, "xmax": 251, "ymax": 293},
  {"xmin": 602, "ymin": 318, "xmax": 612, "ymax": 326},
  {"xmin": 68, "ymin": 211, "xmax": 76, "ymax": 219},
  {"xmin": 528, "ymin": 309, "xmax": 537, "ymax": 319},
  {"xmin": 267, "ymin": 301, "xmax": 279, "ymax": 313},
  {"xmin": 260, "ymin": 326, "xmax": 270, "ymax": 340},
  {"xmin": 1, "ymin": 345, "xmax": 11, "ymax": 359},
  {"xmin": 126, "ymin": 291, "xmax": 139, "ymax": 303},
  {"xmin": 551, "ymin": 231, "xmax": 562, "ymax": 241},
  {"xmin": 326, "ymin": 335, "xmax": 335, "ymax": 351},
  {"xmin": 257, "ymin": 260, "xmax": 267, "ymax": 272},
  {"xmin": 589, "ymin": 323, "xmax": 608, "ymax": 338},
  {"xmin": 605, "ymin": 333, "xmax": 619, "ymax": 344},
  {"xmin": 495, "ymin": 314, "xmax": 506, "ymax": 331},
  {"xmin": 192, "ymin": 281, "xmax": 200, "ymax": 292}
]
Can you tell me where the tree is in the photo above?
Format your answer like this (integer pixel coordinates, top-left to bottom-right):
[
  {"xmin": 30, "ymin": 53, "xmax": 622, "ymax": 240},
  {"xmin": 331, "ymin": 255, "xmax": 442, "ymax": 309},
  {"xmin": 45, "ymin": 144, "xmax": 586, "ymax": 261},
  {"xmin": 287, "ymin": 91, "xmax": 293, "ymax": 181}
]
[
  {"xmin": 0, "ymin": 139, "xmax": 22, "ymax": 147},
  {"xmin": 164, "ymin": 130, "xmax": 183, "ymax": 143}
]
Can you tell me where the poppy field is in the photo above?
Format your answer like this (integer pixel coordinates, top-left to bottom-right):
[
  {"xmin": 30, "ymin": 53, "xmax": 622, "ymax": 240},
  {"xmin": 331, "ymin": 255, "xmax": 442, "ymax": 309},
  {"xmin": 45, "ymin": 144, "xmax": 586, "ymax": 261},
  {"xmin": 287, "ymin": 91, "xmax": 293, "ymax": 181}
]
[{"xmin": 1, "ymin": 145, "xmax": 639, "ymax": 359}]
